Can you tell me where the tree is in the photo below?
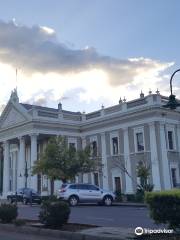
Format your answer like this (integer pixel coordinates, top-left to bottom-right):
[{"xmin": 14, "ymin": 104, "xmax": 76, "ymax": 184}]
[
  {"xmin": 136, "ymin": 160, "xmax": 153, "ymax": 191},
  {"xmin": 135, "ymin": 160, "xmax": 154, "ymax": 202},
  {"xmin": 33, "ymin": 136, "xmax": 95, "ymax": 195}
]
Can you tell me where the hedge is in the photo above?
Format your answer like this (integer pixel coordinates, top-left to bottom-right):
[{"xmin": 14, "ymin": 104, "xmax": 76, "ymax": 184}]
[
  {"xmin": 0, "ymin": 204, "xmax": 18, "ymax": 223},
  {"xmin": 39, "ymin": 200, "xmax": 70, "ymax": 228},
  {"xmin": 145, "ymin": 190, "xmax": 180, "ymax": 230}
]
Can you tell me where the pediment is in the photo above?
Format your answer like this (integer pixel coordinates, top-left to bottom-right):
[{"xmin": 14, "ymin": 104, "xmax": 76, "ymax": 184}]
[{"xmin": 0, "ymin": 105, "xmax": 28, "ymax": 128}]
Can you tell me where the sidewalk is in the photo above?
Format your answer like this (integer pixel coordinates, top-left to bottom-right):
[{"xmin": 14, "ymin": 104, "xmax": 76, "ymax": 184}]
[{"xmin": 0, "ymin": 223, "xmax": 135, "ymax": 240}]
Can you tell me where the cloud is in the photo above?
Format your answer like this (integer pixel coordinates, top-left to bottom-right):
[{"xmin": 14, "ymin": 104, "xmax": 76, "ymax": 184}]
[
  {"xmin": 0, "ymin": 20, "xmax": 173, "ymax": 87},
  {"xmin": 24, "ymin": 89, "xmax": 55, "ymax": 106}
]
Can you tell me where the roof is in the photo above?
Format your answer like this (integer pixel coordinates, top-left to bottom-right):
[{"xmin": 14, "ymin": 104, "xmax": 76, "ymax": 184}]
[{"xmin": 20, "ymin": 103, "xmax": 82, "ymax": 115}]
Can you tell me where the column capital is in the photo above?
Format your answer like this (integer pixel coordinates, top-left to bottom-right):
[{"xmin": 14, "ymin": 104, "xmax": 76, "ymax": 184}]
[
  {"xmin": 159, "ymin": 121, "xmax": 166, "ymax": 128},
  {"xmin": 3, "ymin": 139, "xmax": 10, "ymax": 144},
  {"xmin": 2, "ymin": 140, "xmax": 10, "ymax": 149},
  {"xmin": 18, "ymin": 136, "xmax": 25, "ymax": 141},
  {"xmin": 122, "ymin": 126, "xmax": 128, "ymax": 132},
  {"xmin": 100, "ymin": 132, "xmax": 106, "ymax": 137},
  {"xmin": 29, "ymin": 133, "xmax": 39, "ymax": 138},
  {"xmin": 148, "ymin": 122, "xmax": 155, "ymax": 127},
  {"xmin": 81, "ymin": 135, "xmax": 86, "ymax": 140}
]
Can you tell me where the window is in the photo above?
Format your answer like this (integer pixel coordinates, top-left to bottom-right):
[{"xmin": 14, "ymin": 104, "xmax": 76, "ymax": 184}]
[
  {"xmin": 93, "ymin": 173, "xmax": 99, "ymax": 186},
  {"xmin": 168, "ymin": 131, "xmax": 174, "ymax": 150},
  {"xmin": 69, "ymin": 142, "xmax": 76, "ymax": 151},
  {"xmin": 68, "ymin": 138, "xmax": 77, "ymax": 150},
  {"xmin": 171, "ymin": 168, "xmax": 177, "ymax": 187},
  {"xmin": 136, "ymin": 132, "xmax": 144, "ymax": 151},
  {"xmin": 112, "ymin": 137, "xmax": 118, "ymax": 155},
  {"xmin": 92, "ymin": 141, "xmax": 97, "ymax": 157}
]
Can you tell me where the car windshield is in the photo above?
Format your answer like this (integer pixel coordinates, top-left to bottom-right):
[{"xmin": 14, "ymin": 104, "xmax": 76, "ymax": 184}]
[
  {"xmin": 17, "ymin": 188, "xmax": 24, "ymax": 194},
  {"xmin": 61, "ymin": 184, "xmax": 68, "ymax": 189}
]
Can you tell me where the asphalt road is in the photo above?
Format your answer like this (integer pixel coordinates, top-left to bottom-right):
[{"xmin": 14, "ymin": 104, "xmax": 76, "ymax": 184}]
[
  {"xmin": 0, "ymin": 231, "xmax": 66, "ymax": 240},
  {"xmin": 18, "ymin": 204, "xmax": 161, "ymax": 228}
]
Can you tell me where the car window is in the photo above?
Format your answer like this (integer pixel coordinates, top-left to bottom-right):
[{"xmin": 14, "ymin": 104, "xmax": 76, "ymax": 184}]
[
  {"xmin": 69, "ymin": 184, "xmax": 77, "ymax": 189},
  {"xmin": 61, "ymin": 184, "xmax": 68, "ymax": 189},
  {"xmin": 77, "ymin": 184, "xmax": 89, "ymax": 190},
  {"xmin": 88, "ymin": 185, "xmax": 99, "ymax": 191},
  {"xmin": 17, "ymin": 188, "xmax": 24, "ymax": 194}
]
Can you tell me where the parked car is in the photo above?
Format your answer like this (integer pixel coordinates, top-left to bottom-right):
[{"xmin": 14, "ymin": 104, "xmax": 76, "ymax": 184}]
[
  {"xmin": 7, "ymin": 188, "xmax": 25, "ymax": 203},
  {"xmin": 58, "ymin": 183, "xmax": 115, "ymax": 206},
  {"xmin": 23, "ymin": 188, "xmax": 41, "ymax": 205},
  {"xmin": 7, "ymin": 188, "xmax": 41, "ymax": 205}
]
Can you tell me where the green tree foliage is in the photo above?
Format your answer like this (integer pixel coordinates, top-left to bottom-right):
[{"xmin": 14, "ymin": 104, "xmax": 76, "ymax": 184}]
[
  {"xmin": 33, "ymin": 136, "xmax": 95, "ymax": 194},
  {"xmin": 136, "ymin": 160, "xmax": 154, "ymax": 191},
  {"xmin": 135, "ymin": 160, "xmax": 154, "ymax": 202}
]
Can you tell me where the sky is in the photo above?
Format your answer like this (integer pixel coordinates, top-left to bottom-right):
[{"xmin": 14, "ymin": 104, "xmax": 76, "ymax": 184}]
[{"xmin": 0, "ymin": 0, "xmax": 180, "ymax": 113}]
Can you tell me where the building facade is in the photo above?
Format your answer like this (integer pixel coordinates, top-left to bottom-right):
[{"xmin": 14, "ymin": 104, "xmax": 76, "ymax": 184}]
[{"xmin": 0, "ymin": 89, "xmax": 180, "ymax": 197}]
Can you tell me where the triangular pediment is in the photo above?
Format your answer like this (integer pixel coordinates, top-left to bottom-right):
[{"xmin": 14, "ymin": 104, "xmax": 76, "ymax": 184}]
[{"xmin": 0, "ymin": 102, "xmax": 31, "ymax": 129}]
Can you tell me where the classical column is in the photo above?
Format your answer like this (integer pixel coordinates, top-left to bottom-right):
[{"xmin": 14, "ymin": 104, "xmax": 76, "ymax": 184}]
[
  {"xmin": 159, "ymin": 122, "xmax": 171, "ymax": 189},
  {"xmin": 17, "ymin": 136, "xmax": 25, "ymax": 189},
  {"xmin": 149, "ymin": 122, "xmax": 161, "ymax": 190},
  {"xmin": 177, "ymin": 125, "xmax": 180, "ymax": 155},
  {"xmin": 100, "ymin": 132, "xmax": 109, "ymax": 189},
  {"xmin": 123, "ymin": 127, "xmax": 133, "ymax": 193},
  {"xmin": 81, "ymin": 136, "xmax": 88, "ymax": 183},
  {"xmin": 3, "ymin": 140, "xmax": 10, "ymax": 197},
  {"xmin": 30, "ymin": 134, "xmax": 38, "ymax": 191}
]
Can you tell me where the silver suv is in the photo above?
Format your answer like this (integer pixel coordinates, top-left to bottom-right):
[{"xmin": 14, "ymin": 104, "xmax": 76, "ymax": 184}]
[{"xmin": 58, "ymin": 183, "xmax": 115, "ymax": 206}]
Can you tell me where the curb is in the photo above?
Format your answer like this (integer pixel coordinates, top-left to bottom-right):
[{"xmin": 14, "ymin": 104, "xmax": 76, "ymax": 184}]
[
  {"xmin": 113, "ymin": 202, "xmax": 147, "ymax": 207},
  {"xmin": 0, "ymin": 223, "xmax": 134, "ymax": 240}
]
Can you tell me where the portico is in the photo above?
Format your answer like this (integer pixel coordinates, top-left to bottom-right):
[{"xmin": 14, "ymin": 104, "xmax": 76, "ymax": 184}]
[{"xmin": 1, "ymin": 134, "xmax": 37, "ymax": 196}]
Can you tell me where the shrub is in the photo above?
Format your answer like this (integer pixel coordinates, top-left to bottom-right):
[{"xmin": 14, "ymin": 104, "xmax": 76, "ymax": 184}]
[
  {"xmin": 115, "ymin": 190, "xmax": 122, "ymax": 202},
  {"xmin": 14, "ymin": 219, "xmax": 26, "ymax": 226},
  {"xmin": 39, "ymin": 201, "xmax": 70, "ymax": 228},
  {"xmin": 0, "ymin": 203, "xmax": 18, "ymax": 223},
  {"xmin": 41, "ymin": 195, "xmax": 58, "ymax": 202},
  {"xmin": 126, "ymin": 194, "xmax": 136, "ymax": 202},
  {"xmin": 145, "ymin": 190, "xmax": 180, "ymax": 230},
  {"xmin": 135, "ymin": 184, "xmax": 154, "ymax": 203}
]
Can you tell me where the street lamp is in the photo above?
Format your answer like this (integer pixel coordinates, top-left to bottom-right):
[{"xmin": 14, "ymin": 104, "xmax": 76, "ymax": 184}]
[
  {"xmin": 19, "ymin": 163, "xmax": 32, "ymax": 188},
  {"xmin": 163, "ymin": 69, "xmax": 180, "ymax": 109}
]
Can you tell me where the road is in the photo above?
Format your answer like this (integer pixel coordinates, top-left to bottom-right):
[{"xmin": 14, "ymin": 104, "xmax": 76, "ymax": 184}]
[
  {"xmin": 0, "ymin": 231, "xmax": 66, "ymax": 240},
  {"xmin": 18, "ymin": 204, "xmax": 160, "ymax": 228}
]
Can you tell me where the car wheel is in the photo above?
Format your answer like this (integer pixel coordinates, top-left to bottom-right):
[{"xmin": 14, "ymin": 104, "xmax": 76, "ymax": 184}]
[
  {"xmin": 103, "ymin": 196, "xmax": 113, "ymax": 206},
  {"xmin": 68, "ymin": 196, "xmax": 79, "ymax": 206}
]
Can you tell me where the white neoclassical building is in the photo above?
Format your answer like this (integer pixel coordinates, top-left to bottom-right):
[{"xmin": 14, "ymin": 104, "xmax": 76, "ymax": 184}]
[{"xmin": 0, "ymin": 89, "xmax": 180, "ymax": 197}]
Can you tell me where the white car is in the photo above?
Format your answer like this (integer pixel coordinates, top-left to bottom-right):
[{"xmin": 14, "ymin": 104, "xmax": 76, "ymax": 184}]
[{"xmin": 58, "ymin": 183, "xmax": 116, "ymax": 206}]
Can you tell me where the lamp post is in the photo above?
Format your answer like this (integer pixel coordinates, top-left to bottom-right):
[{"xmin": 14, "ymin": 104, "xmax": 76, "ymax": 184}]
[
  {"xmin": 163, "ymin": 69, "xmax": 180, "ymax": 109},
  {"xmin": 19, "ymin": 162, "xmax": 31, "ymax": 188}
]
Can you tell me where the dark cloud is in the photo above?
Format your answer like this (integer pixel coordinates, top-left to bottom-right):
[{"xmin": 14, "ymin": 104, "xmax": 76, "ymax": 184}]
[{"xmin": 0, "ymin": 20, "xmax": 173, "ymax": 86}]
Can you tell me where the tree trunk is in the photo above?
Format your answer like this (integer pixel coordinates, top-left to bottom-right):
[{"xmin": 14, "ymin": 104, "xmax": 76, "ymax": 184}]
[{"xmin": 50, "ymin": 179, "xmax": 54, "ymax": 196}]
